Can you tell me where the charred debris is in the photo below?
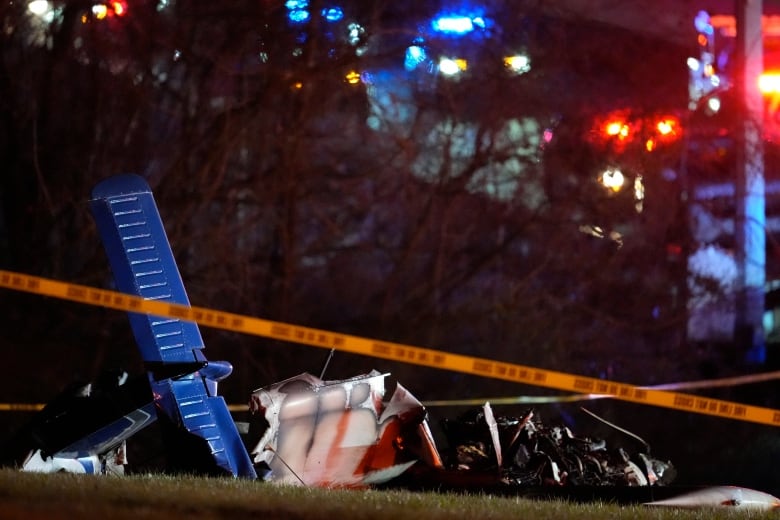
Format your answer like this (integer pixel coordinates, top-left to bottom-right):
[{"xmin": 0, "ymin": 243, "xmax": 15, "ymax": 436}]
[
  {"xmin": 422, "ymin": 403, "xmax": 676, "ymax": 489},
  {"xmin": 2, "ymin": 366, "xmax": 676, "ymax": 494}
]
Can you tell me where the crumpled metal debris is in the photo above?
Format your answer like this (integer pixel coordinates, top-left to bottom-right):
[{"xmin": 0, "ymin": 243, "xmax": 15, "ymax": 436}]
[
  {"xmin": 2, "ymin": 370, "xmax": 154, "ymax": 476},
  {"xmin": 440, "ymin": 404, "xmax": 676, "ymax": 487},
  {"xmin": 247, "ymin": 370, "xmax": 442, "ymax": 487},
  {"xmin": 645, "ymin": 485, "xmax": 780, "ymax": 509}
]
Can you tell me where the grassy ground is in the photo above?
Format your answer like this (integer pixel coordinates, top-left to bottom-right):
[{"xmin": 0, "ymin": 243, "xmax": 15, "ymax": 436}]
[{"xmin": 0, "ymin": 468, "xmax": 777, "ymax": 520}]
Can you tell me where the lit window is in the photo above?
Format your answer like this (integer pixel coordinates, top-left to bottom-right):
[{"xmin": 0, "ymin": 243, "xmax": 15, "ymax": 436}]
[
  {"xmin": 634, "ymin": 175, "xmax": 645, "ymax": 213},
  {"xmin": 28, "ymin": 0, "xmax": 51, "ymax": 16},
  {"xmin": 432, "ymin": 16, "xmax": 474, "ymax": 34},
  {"xmin": 345, "ymin": 71, "xmax": 361, "ymax": 84},
  {"xmin": 322, "ymin": 7, "xmax": 343, "ymax": 22},
  {"xmin": 347, "ymin": 22, "xmax": 364, "ymax": 45},
  {"xmin": 504, "ymin": 54, "xmax": 531, "ymax": 74},
  {"xmin": 600, "ymin": 168, "xmax": 624, "ymax": 192},
  {"xmin": 707, "ymin": 96, "xmax": 721, "ymax": 113},
  {"xmin": 405, "ymin": 45, "xmax": 427, "ymax": 71},
  {"xmin": 92, "ymin": 4, "xmax": 108, "ymax": 19},
  {"xmin": 438, "ymin": 58, "xmax": 467, "ymax": 76},
  {"xmin": 286, "ymin": 0, "xmax": 309, "ymax": 24}
]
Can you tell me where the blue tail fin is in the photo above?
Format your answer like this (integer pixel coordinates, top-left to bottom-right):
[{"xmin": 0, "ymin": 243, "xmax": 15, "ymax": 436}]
[{"xmin": 90, "ymin": 174, "xmax": 256, "ymax": 478}]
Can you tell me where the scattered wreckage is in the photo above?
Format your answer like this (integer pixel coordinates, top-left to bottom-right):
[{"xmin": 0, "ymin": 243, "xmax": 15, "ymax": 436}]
[
  {"xmin": 437, "ymin": 405, "xmax": 675, "ymax": 488},
  {"xmin": 2, "ymin": 174, "xmax": 778, "ymax": 509}
]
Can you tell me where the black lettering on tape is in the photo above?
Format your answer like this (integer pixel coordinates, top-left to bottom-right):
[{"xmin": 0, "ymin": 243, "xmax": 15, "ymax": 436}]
[
  {"xmin": 533, "ymin": 371, "xmax": 546, "ymax": 382},
  {"xmin": 674, "ymin": 395, "xmax": 694, "ymax": 408},
  {"xmin": 372, "ymin": 343, "xmax": 391, "ymax": 356},
  {"xmin": 271, "ymin": 324, "xmax": 290, "ymax": 337},
  {"xmin": 473, "ymin": 361, "xmax": 493, "ymax": 374},
  {"xmin": 574, "ymin": 379, "xmax": 594, "ymax": 392},
  {"xmin": 169, "ymin": 306, "xmax": 189, "ymax": 319},
  {"xmin": 67, "ymin": 287, "xmax": 86, "ymax": 299}
]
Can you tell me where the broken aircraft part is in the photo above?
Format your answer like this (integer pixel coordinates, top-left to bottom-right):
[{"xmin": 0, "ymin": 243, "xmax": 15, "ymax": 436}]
[
  {"xmin": 439, "ymin": 405, "xmax": 676, "ymax": 487},
  {"xmin": 644, "ymin": 485, "xmax": 780, "ymax": 509},
  {"xmin": 248, "ymin": 370, "xmax": 442, "ymax": 487},
  {"xmin": 1, "ymin": 370, "xmax": 154, "ymax": 475},
  {"xmin": 6, "ymin": 173, "xmax": 779, "ymax": 508},
  {"xmin": 90, "ymin": 174, "xmax": 256, "ymax": 478}
]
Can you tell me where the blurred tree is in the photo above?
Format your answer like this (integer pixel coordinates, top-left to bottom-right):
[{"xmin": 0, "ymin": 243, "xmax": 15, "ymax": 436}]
[{"xmin": 0, "ymin": 0, "xmax": 692, "ymax": 409}]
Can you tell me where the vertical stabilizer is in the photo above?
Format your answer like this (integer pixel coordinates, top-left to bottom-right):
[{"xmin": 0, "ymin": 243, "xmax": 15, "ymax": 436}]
[{"xmin": 90, "ymin": 174, "xmax": 256, "ymax": 478}]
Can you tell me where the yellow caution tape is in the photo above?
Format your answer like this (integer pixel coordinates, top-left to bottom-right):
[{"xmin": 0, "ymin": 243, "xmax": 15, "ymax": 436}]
[
  {"xmin": 2, "ymin": 269, "xmax": 780, "ymax": 427},
  {"xmin": 0, "ymin": 403, "xmax": 45, "ymax": 412},
  {"xmin": 421, "ymin": 371, "xmax": 780, "ymax": 407}
]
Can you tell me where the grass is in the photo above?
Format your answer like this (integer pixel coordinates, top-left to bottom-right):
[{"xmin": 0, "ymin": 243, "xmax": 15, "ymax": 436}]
[{"xmin": 0, "ymin": 468, "xmax": 777, "ymax": 520}]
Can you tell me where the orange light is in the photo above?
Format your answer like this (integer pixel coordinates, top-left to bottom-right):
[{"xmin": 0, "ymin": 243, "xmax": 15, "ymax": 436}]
[
  {"xmin": 113, "ymin": 1, "xmax": 125, "ymax": 16},
  {"xmin": 646, "ymin": 138, "xmax": 656, "ymax": 152},
  {"xmin": 698, "ymin": 34, "xmax": 708, "ymax": 46},
  {"xmin": 345, "ymin": 71, "xmax": 361, "ymax": 85},
  {"xmin": 93, "ymin": 4, "xmax": 108, "ymax": 19},
  {"xmin": 657, "ymin": 119, "xmax": 674, "ymax": 136},
  {"xmin": 759, "ymin": 72, "xmax": 780, "ymax": 94},
  {"xmin": 655, "ymin": 116, "xmax": 680, "ymax": 141},
  {"xmin": 605, "ymin": 121, "xmax": 630, "ymax": 140}
]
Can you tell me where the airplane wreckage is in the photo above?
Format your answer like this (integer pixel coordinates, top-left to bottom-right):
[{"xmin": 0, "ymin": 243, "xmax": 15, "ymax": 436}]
[{"xmin": 2, "ymin": 174, "xmax": 778, "ymax": 509}]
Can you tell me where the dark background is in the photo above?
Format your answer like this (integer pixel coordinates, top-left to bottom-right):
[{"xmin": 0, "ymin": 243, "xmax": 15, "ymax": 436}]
[{"xmin": 1, "ymin": 0, "xmax": 778, "ymax": 494}]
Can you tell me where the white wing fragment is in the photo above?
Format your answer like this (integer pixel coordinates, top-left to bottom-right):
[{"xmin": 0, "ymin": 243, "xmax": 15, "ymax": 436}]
[
  {"xmin": 248, "ymin": 370, "xmax": 442, "ymax": 487},
  {"xmin": 644, "ymin": 486, "xmax": 780, "ymax": 510},
  {"xmin": 483, "ymin": 402, "xmax": 502, "ymax": 468}
]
